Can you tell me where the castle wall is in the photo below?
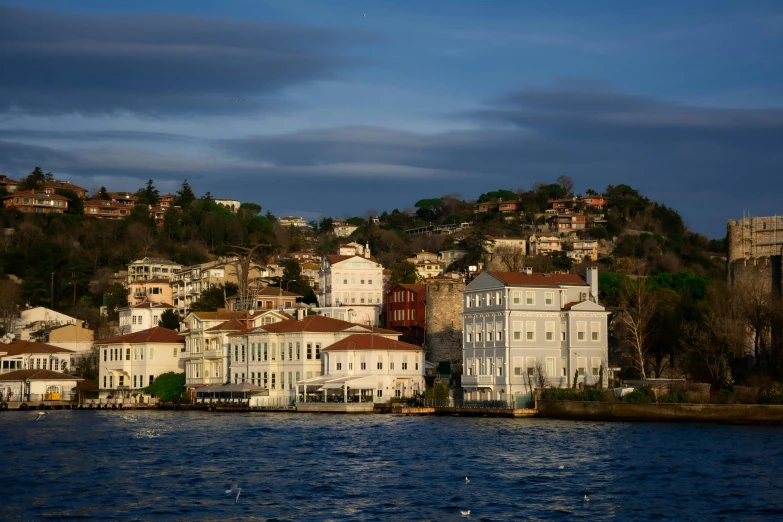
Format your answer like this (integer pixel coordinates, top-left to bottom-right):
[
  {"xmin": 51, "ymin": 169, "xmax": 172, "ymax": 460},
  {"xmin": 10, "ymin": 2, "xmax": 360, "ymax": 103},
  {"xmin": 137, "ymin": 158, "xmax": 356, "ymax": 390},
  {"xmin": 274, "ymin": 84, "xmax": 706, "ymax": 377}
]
[{"xmin": 424, "ymin": 279, "xmax": 465, "ymax": 366}]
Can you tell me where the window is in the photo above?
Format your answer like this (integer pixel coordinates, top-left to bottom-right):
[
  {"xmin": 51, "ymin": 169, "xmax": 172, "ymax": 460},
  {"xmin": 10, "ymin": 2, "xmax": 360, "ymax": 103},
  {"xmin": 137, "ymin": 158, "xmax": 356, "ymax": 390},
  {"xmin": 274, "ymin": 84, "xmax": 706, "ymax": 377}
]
[
  {"xmin": 119, "ymin": 376, "xmax": 124, "ymax": 387},
  {"xmin": 281, "ymin": 372, "xmax": 285, "ymax": 390},
  {"xmin": 377, "ymin": 361, "xmax": 383, "ymax": 370},
  {"xmin": 103, "ymin": 349, "xmax": 107, "ymax": 362},
  {"xmin": 591, "ymin": 322, "xmax": 601, "ymax": 341},
  {"xmin": 546, "ymin": 357, "xmax": 555, "ymax": 377},
  {"xmin": 361, "ymin": 362, "xmax": 366, "ymax": 370},
  {"xmin": 271, "ymin": 343, "xmax": 276, "ymax": 360},
  {"xmin": 467, "ymin": 333, "xmax": 472, "ymax": 342},
  {"xmin": 487, "ymin": 331, "xmax": 493, "ymax": 342},
  {"xmin": 466, "ymin": 297, "xmax": 472, "ymax": 308},
  {"xmin": 577, "ymin": 357, "xmax": 587, "ymax": 377},
  {"xmin": 288, "ymin": 343, "xmax": 293, "ymax": 360},
  {"xmin": 235, "ymin": 346, "xmax": 239, "ymax": 362},
  {"xmin": 377, "ymin": 389, "xmax": 382, "ymax": 397},
  {"xmin": 526, "ymin": 291, "xmax": 534, "ymax": 305},
  {"xmin": 476, "ymin": 332, "xmax": 482, "ymax": 342},
  {"xmin": 271, "ymin": 373, "xmax": 276, "ymax": 389},
  {"xmin": 173, "ymin": 348, "xmax": 177, "ymax": 357},
  {"xmin": 526, "ymin": 321, "xmax": 535, "ymax": 341},
  {"xmin": 315, "ymin": 344, "xmax": 321, "ymax": 359},
  {"xmin": 103, "ymin": 376, "xmax": 107, "ymax": 388},
  {"xmin": 280, "ymin": 345, "xmax": 285, "ymax": 361},
  {"xmin": 402, "ymin": 362, "xmax": 408, "ymax": 370},
  {"xmin": 289, "ymin": 372, "xmax": 293, "ymax": 390},
  {"xmin": 264, "ymin": 343, "xmax": 268, "ymax": 361},
  {"xmin": 252, "ymin": 343, "xmax": 256, "ymax": 361},
  {"xmin": 526, "ymin": 357, "xmax": 536, "ymax": 377},
  {"xmin": 264, "ymin": 372, "xmax": 268, "ymax": 387},
  {"xmin": 577, "ymin": 321, "xmax": 586, "ymax": 341},
  {"xmin": 545, "ymin": 292, "xmax": 554, "ymax": 306},
  {"xmin": 390, "ymin": 362, "xmax": 395, "ymax": 370},
  {"xmin": 592, "ymin": 357, "xmax": 601, "ymax": 377},
  {"xmin": 149, "ymin": 375, "xmax": 154, "ymax": 385},
  {"xmin": 126, "ymin": 348, "xmax": 130, "ymax": 360},
  {"xmin": 561, "ymin": 331, "xmax": 566, "ymax": 341},
  {"xmin": 296, "ymin": 343, "xmax": 301, "ymax": 360},
  {"xmin": 134, "ymin": 375, "xmax": 137, "ymax": 387},
  {"xmin": 337, "ymin": 362, "xmax": 342, "ymax": 370},
  {"xmin": 513, "ymin": 357, "xmax": 523, "ymax": 376},
  {"xmin": 150, "ymin": 348, "xmax": 155, "ymax": 360},
  {"xmin": 307, "ymin": 343, "xmax": 312, "ymax": 359},
  {"xmin": 545, "ymin": 322, "xmax": 555, "ymax": 342},
  {"xmin": 242, "ymin": 345, "xmax": 246, "ymax": 362}
]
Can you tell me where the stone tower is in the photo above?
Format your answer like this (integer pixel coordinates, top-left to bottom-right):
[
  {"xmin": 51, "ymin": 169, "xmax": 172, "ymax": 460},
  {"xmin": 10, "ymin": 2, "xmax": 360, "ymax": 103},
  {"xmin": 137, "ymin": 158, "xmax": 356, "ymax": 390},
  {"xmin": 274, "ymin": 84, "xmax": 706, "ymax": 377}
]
[
  {"xmin": 424, "ymin": 275, "xmax": 465, "ymax": 366},
  {"xmin": 727, "ymin": 216, "xmax": 783, "ymax": 279}
]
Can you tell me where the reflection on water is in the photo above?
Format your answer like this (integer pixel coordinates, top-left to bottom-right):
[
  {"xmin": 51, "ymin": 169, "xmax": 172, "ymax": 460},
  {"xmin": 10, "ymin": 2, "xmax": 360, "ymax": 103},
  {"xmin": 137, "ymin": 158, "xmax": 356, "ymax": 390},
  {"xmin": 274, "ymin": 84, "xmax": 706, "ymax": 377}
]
[{"xmin": 2, "ymin": 411, "xmax": 783, "ymax": 520}]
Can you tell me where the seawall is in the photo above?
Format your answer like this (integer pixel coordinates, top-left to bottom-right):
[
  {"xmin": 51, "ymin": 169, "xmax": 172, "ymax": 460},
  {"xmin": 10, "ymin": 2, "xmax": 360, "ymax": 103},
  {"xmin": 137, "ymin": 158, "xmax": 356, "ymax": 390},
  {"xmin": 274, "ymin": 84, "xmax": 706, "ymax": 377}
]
[{"xmin": 537, "ymin": 400, "xmax": 783, "ymax": 424}]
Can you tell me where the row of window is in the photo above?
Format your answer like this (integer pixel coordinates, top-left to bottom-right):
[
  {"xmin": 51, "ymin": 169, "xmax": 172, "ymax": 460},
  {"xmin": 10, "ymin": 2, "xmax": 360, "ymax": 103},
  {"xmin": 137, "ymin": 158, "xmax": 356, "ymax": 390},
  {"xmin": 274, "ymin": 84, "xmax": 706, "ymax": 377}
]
[
  {"xmin": 103, "ymin": 346, "xmax": 178, "ymax": 361},
  {"xmin": 103, "ymin": 374, "xmax": 154, "ymax": 388},
  {"xmin": 333, "ymin": 293, "xmax": 381, "ymax": 305},
  {"xmin": 10, "ymin": 358, "xmax": 68, "ymax": 371},
  {"xmin": 392, "ymin": 308, "xmax": 416, "ymax": 322},
  {"xmin": 333, "ymin": 360, "xmax": 417, "ymax": 371},
  {"xmin": 465, "ymin": 321, "xmax": 601, "ymax": 343},
  {"xmin": 233, "ymin": 342, "xmax": 322, "ymax": 363},
  {"xmin": 466, "ymin": 356, "xmax": 603, "ymax": 378},
  {"xmin": 466, "ymin": 291, "xmax": 558, "ymax": 308}
]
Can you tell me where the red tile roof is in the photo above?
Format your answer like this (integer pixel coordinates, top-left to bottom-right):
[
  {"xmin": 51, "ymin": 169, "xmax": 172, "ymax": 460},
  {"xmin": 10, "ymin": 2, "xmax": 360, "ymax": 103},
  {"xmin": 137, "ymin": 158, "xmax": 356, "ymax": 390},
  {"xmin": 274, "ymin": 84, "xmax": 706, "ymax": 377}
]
[
  {"xmin": 488, "ymin": 271, "xmax": 587, "ymax": 287},
  {"xmin": 396, "ymin": 284, "xmax": 425, "ymax": 292},
  {"xmin": 205, "ymin": 318, "xmax": 246, "ymax": 332},
  {"xmin": 3, "ymin": 189, "xmax": 69, "ymax": 201},
  {"xmin": 324, "ymin": 334, "xmax": 423, "ymax": 352},
  {"xmin": 190, "ymin": 311, "xmax": 248, "ymax": 321},
  {"xmin": 0, "ymin": 369, "xmax": 82, "ymax": 381},
  {"xmin": 0, "ymin": 341, "xmax": 75, "ymax": 356},
  {"xmin": 97, "ymin": 327, "xmax": 184, "ymax": 345},
  {"xmin": 125, "ymin": 301, "xmax": 174, "ymax": 309}
]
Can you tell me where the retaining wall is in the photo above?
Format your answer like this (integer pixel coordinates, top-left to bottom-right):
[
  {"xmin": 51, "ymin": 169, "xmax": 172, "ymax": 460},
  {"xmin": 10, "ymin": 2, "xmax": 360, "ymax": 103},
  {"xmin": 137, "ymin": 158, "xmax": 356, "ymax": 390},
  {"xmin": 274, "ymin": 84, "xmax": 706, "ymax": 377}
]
[{"xmin": 538, "ymin": 400, "xmax": 783, "ymax": 424}]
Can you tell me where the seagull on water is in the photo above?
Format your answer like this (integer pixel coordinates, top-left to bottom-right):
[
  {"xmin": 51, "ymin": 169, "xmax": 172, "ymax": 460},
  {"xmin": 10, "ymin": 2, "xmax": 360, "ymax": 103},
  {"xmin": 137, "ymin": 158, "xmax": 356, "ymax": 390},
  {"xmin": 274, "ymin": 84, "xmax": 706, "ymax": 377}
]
[
  {"xmin": 559, "ymin": 465, "xmax": 565, "ymax": 469},
  {"xmin": 465, "ymin": 476, "xmax": 470, "ymax": 484},
  {"xmin": 226, "ymin": 484, "xmax": 241, "ymax": 503},
  {"xmin": 35, "ymin": 411, "xmax": 46, "ymax": 420},
  {"xmin": 584, "ymin": 495, "xmax": 590, "ymax": 502},
  {"xmin": 461, "ymin": 510, "xmax": 471, "ymax": 516}
]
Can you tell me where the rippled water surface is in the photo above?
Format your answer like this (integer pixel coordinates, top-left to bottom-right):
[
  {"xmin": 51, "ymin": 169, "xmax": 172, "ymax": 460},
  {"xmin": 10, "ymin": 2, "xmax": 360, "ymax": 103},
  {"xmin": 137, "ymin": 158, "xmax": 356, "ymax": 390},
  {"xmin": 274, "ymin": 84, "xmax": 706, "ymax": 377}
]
[{"xmin": 3, "ymin": 411, "xmax": 783, "ymax": 521}]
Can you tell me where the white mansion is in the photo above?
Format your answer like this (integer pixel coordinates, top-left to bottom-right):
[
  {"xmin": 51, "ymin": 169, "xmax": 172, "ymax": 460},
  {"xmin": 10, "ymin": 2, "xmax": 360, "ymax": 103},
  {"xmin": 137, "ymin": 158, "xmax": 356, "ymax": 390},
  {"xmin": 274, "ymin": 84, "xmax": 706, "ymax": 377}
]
[
  {"xmin": 461, "ymin": 267, "xmax": 609, "ymax": 404},
  {"xmin": 318, "ymin": 243, "xmax": 384, "ymax": 325}
]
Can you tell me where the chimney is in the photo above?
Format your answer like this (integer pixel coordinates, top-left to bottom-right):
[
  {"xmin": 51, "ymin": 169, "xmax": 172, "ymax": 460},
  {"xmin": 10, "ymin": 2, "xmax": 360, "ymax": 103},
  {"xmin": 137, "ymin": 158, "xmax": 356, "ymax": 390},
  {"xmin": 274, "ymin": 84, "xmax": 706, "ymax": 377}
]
[
  {"xmin": 297, "ymin": 307, "xmax": 305, "ymax": 321},
  {"xmin": 586, "ymin": 266, "xmax": 598, "ymax": 303},
  {"xmin": 364, "ymin": 243, "xmax": 371, "ymax": 259},
  {"xmin": 523, "ymin": 267, "xmax": 533, "ymax": 275}
]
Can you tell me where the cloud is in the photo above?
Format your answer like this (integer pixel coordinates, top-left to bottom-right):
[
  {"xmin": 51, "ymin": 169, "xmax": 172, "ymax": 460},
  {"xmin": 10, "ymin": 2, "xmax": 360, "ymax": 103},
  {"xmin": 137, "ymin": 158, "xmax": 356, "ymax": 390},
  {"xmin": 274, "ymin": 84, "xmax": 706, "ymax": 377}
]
[
  {"xmin": 0, "ymin": 6, "xmax": 370, "ymax": 117},
  {"xmin": 1, "ymin": 82, "xmax": 781, "ymax": 237}
]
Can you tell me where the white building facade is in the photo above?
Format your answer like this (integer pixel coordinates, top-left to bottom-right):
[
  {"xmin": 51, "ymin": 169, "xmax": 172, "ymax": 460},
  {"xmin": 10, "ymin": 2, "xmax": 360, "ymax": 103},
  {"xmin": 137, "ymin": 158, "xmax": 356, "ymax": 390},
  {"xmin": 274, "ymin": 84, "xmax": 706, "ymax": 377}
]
[
  {"xmin": 127, "ymin": 257, "xmax": 182, "ymax": 284},
  {"xmin": 118, "ymin": 302, "xmax": 176, "ymax": 334},
  {"xmin": 318, "ymin": 250, "xmax": 384, "ymax": 325},
  {"xmin": 96, "ymin": 327, "xmax": 184, "ymax": 400},
  {"xmin": 461, "ymin": 268, "xmax": 608, "ymax": 405}
]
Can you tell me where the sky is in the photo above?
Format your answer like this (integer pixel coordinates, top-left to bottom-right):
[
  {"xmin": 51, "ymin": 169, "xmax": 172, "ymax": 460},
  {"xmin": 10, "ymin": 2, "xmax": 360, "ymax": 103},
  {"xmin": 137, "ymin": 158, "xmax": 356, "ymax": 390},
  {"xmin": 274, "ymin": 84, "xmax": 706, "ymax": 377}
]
[{"xmin": 1, "ymin": 1, "xmax": 782, "ymax": 238}]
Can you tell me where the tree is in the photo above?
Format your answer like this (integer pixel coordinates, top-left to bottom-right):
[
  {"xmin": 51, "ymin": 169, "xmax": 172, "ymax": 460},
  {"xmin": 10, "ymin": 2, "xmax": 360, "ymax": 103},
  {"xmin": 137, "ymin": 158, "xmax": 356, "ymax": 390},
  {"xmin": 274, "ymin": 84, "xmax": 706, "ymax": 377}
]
[
  {"xmin": 19, "ymin": 166, "xmax": 48, "ymax": 191},
  {"xmin": 143, "ymin": 371, "xmax": 186, "ymax": 402},
  {"xmin": 176, "ymin": 179, "xmax": 196, "ymax": 209},
  {"xmin": 734, "ymin": 265, "xmax": 774, "ymax": 366},
  {"xmin": 98, "ymin": 186, "xmax": 110, "ymax": 200},
  {"xmin": 103, "ymin": 283, "xmax": 129, "ymax": 321},
  {"xmin": 389, "ymin": 261, "xmax": 419, "ymax": 285},
  {"xmin": 494, "ymin": 246, "xmax": 526, "ymax": 272},
  {"xmin": 461, "ymin": 230, "xmax": 494, "ymax": 266},
  {"xmin": 557, "ymin": 175, "xmax": 574, "ymax": 195},
  {"xmin": 0, "ymin": 278, "xmax": 21, "ymax": 335},
  {"xmin": 158, "ymin": 309, "xmax": 180, "ymax": 330},
  {"xmin": 319, "ymin": 217, "xmax": 334, "ymax": 234},
  {"xmin": 56, "ymin": 188, "xmax": 84, "ymax": 215},
  {"xmin": 619, "ymin": 277, "xmax": 658, "ymax": 380},
  {"xmin": 229, "ymin": 243, "xmax": 274, "ymax": 305},
  {"xmin": 189, "ymin": 283, "xmax": 238, "ymax": 312},
  {"xmin": 141, "ymin": 179, "xmax": 159, "ymax": 206},
  {"xmin": 75, "ymin": 345, "xmax": 99, "ymax": 380}
]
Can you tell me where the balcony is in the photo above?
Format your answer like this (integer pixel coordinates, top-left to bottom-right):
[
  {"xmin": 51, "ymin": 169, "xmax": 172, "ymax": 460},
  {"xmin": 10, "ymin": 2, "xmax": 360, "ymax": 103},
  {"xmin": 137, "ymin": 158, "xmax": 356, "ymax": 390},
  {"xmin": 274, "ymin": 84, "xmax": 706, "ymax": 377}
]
[
  {"xmin": 462, "ymin": 375, "xmax": 493, "ymax": 386},
  {"xmin": 204, "ymin": 349, "xmax": 223, "ymax": 359}
]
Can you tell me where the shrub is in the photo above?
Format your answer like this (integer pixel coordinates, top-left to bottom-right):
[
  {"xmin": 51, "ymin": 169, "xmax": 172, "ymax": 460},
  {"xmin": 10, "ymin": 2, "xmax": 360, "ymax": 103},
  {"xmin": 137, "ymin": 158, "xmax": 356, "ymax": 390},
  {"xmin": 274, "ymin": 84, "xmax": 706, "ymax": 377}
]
[
  {"xmin": 759, "ymin": 382, "xmax": 783, "ymax": 405},
  {"xmin": 658, "ymin": 391, "xmax": 688, "ymax": 403},
  {"xmin": 541, "ymin": 388, "xmax": 614, "ymax": 402},
  {"xmin": 623, "ymin": 387, "xmax": 654, "ymax": 403}
]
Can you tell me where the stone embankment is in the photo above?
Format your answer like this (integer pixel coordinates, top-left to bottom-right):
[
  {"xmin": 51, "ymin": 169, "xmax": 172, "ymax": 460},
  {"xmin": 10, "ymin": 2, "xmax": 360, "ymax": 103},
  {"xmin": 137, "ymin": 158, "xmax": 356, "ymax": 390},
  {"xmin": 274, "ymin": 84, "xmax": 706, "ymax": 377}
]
[{"xmin": 537, "ymin": 400, "xmax": 783, "ymax": 424}]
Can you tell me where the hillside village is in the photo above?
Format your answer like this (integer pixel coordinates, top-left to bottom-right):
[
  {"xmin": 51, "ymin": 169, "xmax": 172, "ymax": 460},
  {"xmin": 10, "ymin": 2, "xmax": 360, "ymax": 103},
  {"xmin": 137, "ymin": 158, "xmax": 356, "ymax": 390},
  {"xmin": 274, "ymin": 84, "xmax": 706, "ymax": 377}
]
[{"xmin": 2, "ymin": 166, "xmax": 782, "ymax": 408}]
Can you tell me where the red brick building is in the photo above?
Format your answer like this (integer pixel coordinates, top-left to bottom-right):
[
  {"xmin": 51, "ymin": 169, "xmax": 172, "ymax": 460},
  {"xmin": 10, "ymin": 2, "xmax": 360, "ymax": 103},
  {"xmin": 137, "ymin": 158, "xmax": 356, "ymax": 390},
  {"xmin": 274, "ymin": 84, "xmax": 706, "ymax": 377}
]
[{"xmin": 385, "ymin": 283, "xmax": 426, "ymax": 345}]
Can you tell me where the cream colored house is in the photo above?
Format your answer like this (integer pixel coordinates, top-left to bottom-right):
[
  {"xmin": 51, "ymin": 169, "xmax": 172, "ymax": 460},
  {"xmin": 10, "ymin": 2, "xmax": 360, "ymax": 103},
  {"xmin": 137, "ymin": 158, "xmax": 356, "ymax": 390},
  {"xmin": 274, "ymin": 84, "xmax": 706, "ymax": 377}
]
[
  {"xmin": 48, "ymin": 323, "xmax": 94, "ymax": 360},
  {"xmin": 172, "ymin": 258, "xmax": 264, "ymax": 315},
  {"xmin": 118, "ymin": 302, "xmax": 176, "ymax": 334},
  {"xmin": 332, "ymin": 221, "xmax": 359, "ymax": 238},
  {"xmin": 180, "ymin": 310, "xmax": 290, "ymax": 388},
  {"xmin": 127, "ymin": 257, "xmax": 182, "ymax": 284},
  {"xmin": 487, "ymin": 236, "xmax": 528, "ymax": 255},
  {"xmin": 318, "ymin": 248, "xmax": 384, "ymax": 324},
  {"xmin": 568, "ymin": 239, "xmax": 599, "ymax": 261},
  {"xmin": 528, "ymin": 235, "xmax": 562, "ymax": 255},
  {"xmin": 228, "ymin": 315, "xmax": 400, "ymax": 405},
  {"xmin": 97, "ymin": 327, "xmax": 184, "ymax": 400},
  {"xmin": 0, "ymin": 369, "xmax": 81, "ymax": 403},
  {"xmin": 0, "ymin": 341, "xmax": 75, "ymax": 375}
]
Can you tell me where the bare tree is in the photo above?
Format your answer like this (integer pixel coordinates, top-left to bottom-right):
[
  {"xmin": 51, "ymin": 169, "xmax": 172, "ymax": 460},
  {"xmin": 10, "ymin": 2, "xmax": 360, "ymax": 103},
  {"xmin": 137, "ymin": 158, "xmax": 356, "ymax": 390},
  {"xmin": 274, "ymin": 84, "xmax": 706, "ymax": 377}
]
[
  {"xmin": 619, "ymin": 277, "xmax": 657, "ymax": 380},
  {"xmin": 229, "ymin": 243, "xmax": 274, "ymax": 310},
  {"xmin": 0, "ymin": 279, "xmax": 21, "ymax": 334},
  {"xmin": 557, "ymin": 175, "xmax": 574, "ymax": 195},
  {"xmin": 494, "ymin": 246, "xmax": 526, "ymax": 272},
  {"xmin": 734, "ymin": 264, "xmax": 774, "ymax": 363}
]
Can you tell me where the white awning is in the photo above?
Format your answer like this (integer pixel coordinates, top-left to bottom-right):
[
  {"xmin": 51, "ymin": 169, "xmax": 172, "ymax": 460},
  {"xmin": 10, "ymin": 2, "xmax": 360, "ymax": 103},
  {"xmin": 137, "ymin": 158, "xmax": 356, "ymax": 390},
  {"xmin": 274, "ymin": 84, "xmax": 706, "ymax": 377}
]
[{"xmin": 298, "ymin": 375, "xmax": 377, "ymax": 390}]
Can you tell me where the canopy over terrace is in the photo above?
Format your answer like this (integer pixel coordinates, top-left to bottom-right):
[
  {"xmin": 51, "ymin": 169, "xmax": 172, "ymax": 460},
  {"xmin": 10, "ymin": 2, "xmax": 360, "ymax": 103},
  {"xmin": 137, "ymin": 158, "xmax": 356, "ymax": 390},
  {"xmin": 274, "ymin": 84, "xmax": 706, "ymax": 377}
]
[
  {"xmin": 296, "ymin": 375, "xmax": 377, "ymax": 402},
  {"xmin": 195, "ymin": 383, "xmax": 268, "ymax": 404}
]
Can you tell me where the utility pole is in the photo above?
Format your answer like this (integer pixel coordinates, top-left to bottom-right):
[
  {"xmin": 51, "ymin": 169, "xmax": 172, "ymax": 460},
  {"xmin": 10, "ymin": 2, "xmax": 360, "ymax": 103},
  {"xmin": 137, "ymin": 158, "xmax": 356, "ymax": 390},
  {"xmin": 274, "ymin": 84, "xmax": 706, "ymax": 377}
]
[
  {"xmin": 50, "ymin": 271, "xmax": 55, "ymax": 309},
  {"xmin": 72, "ymin": 271, "xmax": 77, "ymax": 305}
]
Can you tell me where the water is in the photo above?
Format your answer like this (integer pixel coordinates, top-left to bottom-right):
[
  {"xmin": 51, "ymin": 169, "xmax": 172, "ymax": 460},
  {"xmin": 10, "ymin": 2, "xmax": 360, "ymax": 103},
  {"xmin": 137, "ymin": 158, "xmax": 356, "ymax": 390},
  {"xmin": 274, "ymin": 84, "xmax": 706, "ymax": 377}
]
[{"xmin": 2, "ymin": 411, "xmax": 783, "ymax": 521}]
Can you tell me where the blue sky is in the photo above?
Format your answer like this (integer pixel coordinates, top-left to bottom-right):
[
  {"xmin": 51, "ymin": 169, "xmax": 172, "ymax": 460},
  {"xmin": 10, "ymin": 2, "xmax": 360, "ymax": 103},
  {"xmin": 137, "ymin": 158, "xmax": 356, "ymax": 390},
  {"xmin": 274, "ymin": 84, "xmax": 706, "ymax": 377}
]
[{"xmin": 1, "ymin": 0, "xmax": 782, "ymax": 238}]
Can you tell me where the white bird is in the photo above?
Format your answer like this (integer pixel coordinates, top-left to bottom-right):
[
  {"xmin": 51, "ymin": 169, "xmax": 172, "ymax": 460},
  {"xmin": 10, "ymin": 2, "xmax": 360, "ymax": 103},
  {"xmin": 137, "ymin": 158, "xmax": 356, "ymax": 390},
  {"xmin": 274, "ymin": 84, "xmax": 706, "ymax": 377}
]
[
  {"xmin": 461, "ymin": 510, "xmax": 471, "ymax": 516},
  {"xmin": 584, "ymin": 495, "xmax": 590, "ymax": 502},
  {"xmin": 35, "ymin": 411, "xmax": 46, "ymax": 420},
  {"xmin": 559, "ymin": 465, "xmax": 564, "ymax": 469},
  {"xmin": 226, "ymin": 484, "xmax": 241, "ymax": 503},
  {"xmin": 465, "ymin": 476, "xmax": 470, "ymax": 484}
]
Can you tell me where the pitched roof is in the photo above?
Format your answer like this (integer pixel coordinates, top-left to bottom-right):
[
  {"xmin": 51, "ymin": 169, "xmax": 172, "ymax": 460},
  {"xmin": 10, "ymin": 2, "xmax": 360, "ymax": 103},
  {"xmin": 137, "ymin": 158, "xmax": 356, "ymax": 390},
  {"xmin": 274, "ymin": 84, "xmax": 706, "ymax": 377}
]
[
  {"xmin": 324, "ymin": 334, "xmax": 423, "ymax": 352},
  {"xmin": 0, "ymin": 341, "xmax": 75, "ymax": 356},
  {"xmin": 97, "ymin": 327, "xmax": 184, "ymax": 345},
  {"xmin": 0, "ymin": 369, "xmax": 82, "ymax": 381},
  {"xmin": 488, "ymin": 271, "xmax": 587, "ymax": 287},
  {"xmin": 205, "ymin": 318, "xmax": 246, "ymax": 332},
  {"xmin": 3, "ymin": 189, "xmax": 70, "ymax": 201},
  {"xmin": 190, "ymin": 311, "xmax": 247, "ymax": 321},
  {"xmin": 230, "ymin": 315, "xmax": 397, "ymax": 336},
  {"xmin": 255, "ymin": 287, "xmax": 302, "ymax": 298},
  {"xmin": 128, "ymin": 278, "xmax": 172, "ymax": 285},
  {"xmin": 393, "ymin": 283, "xmax": 425, "ymax": 292},
  {"xmin": 326, "ymin": 254, "xmax": 380, "ymax": 265},
  {"xmin": 124, "ymin": 301, "xmax": 174, "ymax": 309}
]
